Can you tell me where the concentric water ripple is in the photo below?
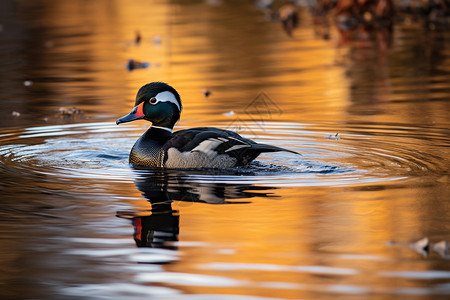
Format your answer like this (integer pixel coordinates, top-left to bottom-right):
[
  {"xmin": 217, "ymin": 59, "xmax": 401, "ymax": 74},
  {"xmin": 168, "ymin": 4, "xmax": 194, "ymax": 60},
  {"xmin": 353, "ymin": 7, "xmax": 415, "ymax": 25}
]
[{"xmin": 0, "ymin": 121, "xmax": 444, "ymax": 187}]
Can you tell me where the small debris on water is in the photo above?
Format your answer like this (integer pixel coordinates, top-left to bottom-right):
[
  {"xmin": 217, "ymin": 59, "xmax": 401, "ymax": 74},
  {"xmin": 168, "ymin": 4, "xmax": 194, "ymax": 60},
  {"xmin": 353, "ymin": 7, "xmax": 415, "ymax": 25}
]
[
  {"xmin": 433, "ymin": 240, "xmax": 449, "ymax": 258},
  {"xmin": 135, "ymin": 30, "xmax": 141, "ymax": 45},
  {"xmin": 201, "ymin": 89, "xmax": 212, "ymax": 98},
  {"xmin": 223, "ymin": 111, "xmax": 235, "ymax": 117},
  {"xmin": 388, "ymin": 237, "xmax": 449, "ymax": 259},
  {"xmin": 410, "ymin": 237, "xmax": 429, "ymax": 257},
  {"xmin": 57, "ymin": 107, "xmax": 84, "ymax": 119},
  {"xmin": 12, "ymin": 111, "xmax": 21, "ymax": 117},
  {"xmin": 327, "ymin": 133, "xmax": 340, "ymax": 140},
  {"xmin": 23, "ymin": 80, "xmax": 33, "ymax": 87},
  {"xmin": 127, "ymin": 59, "xmax": 150, "ymax": 71}
]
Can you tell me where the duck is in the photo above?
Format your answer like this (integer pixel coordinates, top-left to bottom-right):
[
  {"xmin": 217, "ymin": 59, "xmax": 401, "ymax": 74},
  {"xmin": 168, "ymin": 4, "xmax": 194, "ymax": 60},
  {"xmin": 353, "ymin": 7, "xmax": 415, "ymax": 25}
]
[{"xmin": 116, "ymin": 82, "xmax": 300, "ymax": 168}]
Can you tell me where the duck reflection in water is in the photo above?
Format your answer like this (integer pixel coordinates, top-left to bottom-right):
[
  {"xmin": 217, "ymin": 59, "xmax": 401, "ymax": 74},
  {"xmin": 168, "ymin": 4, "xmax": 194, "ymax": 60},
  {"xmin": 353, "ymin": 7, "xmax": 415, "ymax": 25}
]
[{"xmin": 117, "ymin": 168, "xmax": 278, "ymax": 249}]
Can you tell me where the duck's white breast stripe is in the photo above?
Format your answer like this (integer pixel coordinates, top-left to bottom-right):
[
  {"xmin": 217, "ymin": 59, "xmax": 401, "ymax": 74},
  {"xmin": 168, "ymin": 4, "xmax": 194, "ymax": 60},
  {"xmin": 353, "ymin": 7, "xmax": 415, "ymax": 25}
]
[{"xmin": 155, "ymin": 91, "xmax": 181, "ymax": 112}]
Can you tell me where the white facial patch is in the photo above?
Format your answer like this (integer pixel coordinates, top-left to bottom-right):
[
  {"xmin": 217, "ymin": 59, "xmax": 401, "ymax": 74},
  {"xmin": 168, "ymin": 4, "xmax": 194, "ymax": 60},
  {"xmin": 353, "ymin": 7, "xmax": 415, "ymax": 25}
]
[{"xmin": 154, "ymin": 91, "xmax": 181, "ymax": 112}]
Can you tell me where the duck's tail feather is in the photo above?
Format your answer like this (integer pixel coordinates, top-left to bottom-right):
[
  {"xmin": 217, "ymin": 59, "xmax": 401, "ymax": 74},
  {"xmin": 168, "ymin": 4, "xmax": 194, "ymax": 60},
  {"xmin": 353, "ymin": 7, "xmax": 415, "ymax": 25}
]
[{"xmin": 251, "ymin": 143, "xmax": 302, "ymax": 156}]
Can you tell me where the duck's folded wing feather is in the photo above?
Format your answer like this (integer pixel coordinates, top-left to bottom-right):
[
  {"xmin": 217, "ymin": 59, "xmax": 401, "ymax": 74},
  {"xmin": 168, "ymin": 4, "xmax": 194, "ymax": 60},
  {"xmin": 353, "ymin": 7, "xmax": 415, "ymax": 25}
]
[
  {"xmin": 164, "ymin": 127, "xmax": 254, "ymax": 155},
  {"xmin": 161, "ymin": 128, "xmax": 259, "ymax": 167}
]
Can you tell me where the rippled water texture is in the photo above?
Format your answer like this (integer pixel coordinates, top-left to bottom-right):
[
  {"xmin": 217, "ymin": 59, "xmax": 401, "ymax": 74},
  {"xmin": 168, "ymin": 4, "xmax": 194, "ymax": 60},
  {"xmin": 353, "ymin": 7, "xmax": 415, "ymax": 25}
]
[{"xmin": 0, "ymin": 0, "xmax": 449, "ymax": 299}]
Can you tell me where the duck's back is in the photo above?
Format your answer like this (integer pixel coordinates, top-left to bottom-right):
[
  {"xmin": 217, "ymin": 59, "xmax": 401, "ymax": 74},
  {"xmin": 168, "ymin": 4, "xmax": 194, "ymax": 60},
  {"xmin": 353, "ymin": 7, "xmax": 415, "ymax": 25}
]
[{"xmin": 161, "ymin": 127, "xmax": 259, "ymax": 168}]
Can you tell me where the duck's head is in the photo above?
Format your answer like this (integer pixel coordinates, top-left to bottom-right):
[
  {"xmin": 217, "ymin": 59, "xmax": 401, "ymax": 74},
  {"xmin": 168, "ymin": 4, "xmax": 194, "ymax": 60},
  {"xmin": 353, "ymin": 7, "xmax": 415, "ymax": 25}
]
[{"xmin": 116, "ymin": 82, "xmax": 182, "ymax": 129}]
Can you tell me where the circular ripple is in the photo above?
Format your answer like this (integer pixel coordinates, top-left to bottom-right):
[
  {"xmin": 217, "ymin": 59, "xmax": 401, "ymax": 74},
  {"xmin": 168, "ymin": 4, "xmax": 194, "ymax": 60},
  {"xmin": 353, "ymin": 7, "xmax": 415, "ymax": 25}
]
[{"xmin": 0, "ymin": 121, "xmax": 445, "ymax": 187}]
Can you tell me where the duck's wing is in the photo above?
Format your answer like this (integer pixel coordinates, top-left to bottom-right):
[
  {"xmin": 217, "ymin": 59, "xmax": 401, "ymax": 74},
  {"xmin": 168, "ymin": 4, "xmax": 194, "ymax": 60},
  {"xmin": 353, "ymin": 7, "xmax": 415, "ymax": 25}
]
[{"xmin": 163, "ymin": 127, "xmax": 300, "ymax": 167}]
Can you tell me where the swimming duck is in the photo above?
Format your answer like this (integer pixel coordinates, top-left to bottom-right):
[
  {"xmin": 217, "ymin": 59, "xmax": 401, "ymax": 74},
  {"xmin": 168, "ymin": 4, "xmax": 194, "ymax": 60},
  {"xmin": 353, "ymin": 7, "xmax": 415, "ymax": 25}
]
[{"xmin": 116, "ymin": 82, "xmax": 300, "ymax": 168}]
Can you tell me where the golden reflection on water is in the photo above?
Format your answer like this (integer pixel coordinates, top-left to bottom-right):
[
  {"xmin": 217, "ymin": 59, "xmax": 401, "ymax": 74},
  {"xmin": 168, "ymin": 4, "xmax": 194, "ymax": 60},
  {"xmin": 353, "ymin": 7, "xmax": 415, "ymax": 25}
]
[
  {"xmin": 163, "ymin": 181, "xmax": 445, "ymax": 298},
  {"xmin": 17, "ymin": 0, "xmax": 448, "ymax": 130}
]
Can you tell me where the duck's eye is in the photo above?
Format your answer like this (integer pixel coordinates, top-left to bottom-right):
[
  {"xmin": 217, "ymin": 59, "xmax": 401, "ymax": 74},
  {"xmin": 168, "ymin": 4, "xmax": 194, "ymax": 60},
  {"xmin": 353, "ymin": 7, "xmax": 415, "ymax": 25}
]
[{"xmin": 149, "ymin": 97, "xmax": 157, "ymax": 104}]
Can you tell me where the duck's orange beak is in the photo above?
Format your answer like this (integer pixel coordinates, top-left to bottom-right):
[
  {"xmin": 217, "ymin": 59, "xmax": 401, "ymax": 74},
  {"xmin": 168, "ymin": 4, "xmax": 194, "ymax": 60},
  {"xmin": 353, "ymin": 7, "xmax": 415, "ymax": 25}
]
[{"xmin": 116, "ymin": 102, "xmax": 145, "ymax": 125}]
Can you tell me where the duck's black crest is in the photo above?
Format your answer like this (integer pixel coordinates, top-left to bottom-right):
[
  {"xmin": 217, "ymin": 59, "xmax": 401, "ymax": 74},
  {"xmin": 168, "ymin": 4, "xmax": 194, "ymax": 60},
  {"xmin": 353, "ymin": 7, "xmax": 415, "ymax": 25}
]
[{"xmin": 135, "ymin": 82, "xmax": 182, "ymax": 110}]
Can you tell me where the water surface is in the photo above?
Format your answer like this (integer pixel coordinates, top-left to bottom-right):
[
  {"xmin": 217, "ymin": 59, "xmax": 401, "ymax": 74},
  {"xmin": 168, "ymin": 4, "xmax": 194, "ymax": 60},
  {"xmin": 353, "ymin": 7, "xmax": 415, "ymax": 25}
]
[{"xmin": 0, "ymin": 0, "xmax": 449, "ymax": 299}]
